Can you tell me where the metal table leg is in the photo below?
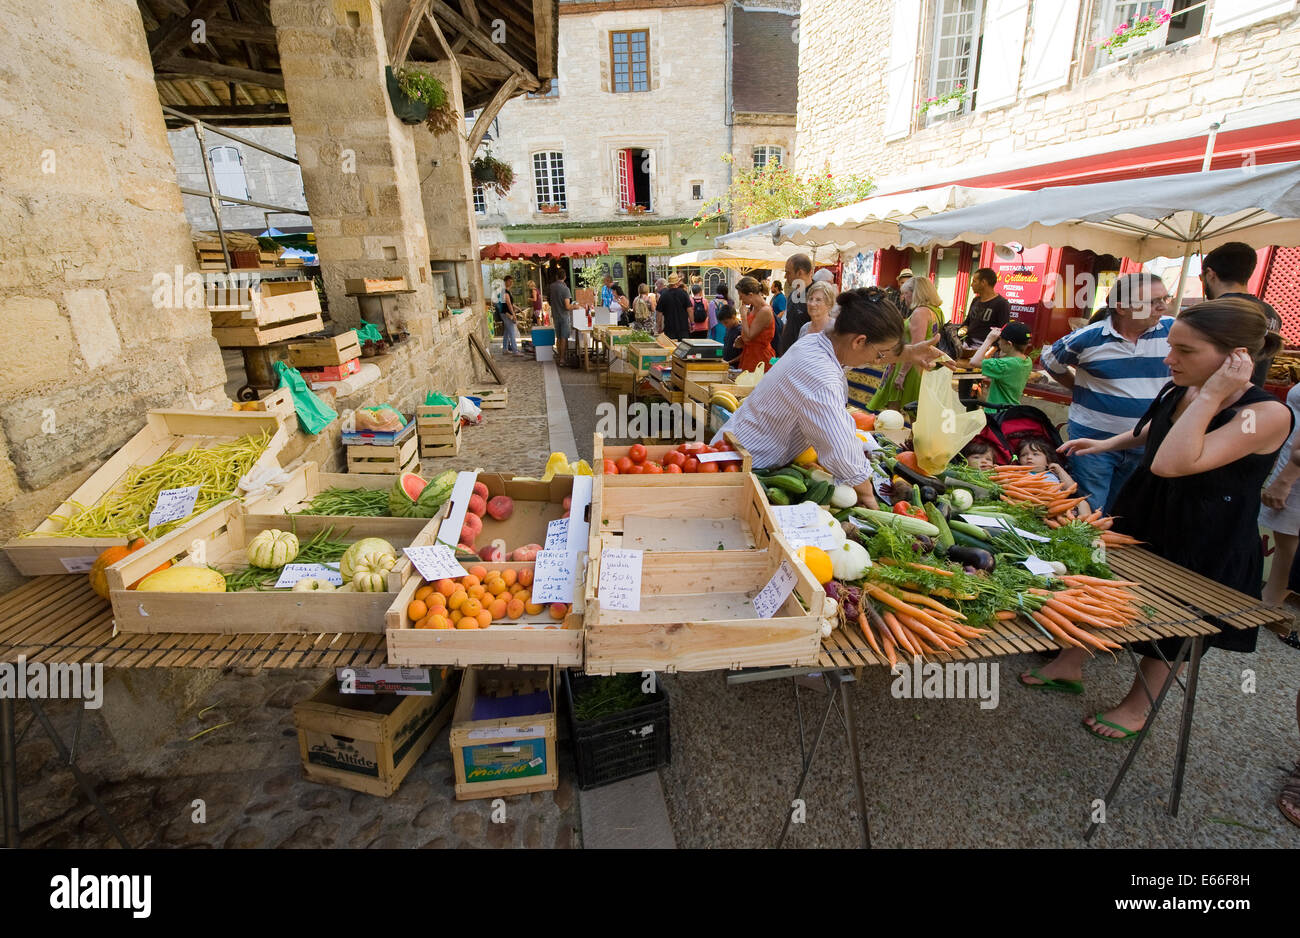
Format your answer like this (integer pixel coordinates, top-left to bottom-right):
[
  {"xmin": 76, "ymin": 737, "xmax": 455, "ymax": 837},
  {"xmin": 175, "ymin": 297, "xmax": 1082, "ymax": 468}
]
[
  {"xmin": 836, "ymin": 671, "xmax": 872, "ymax": 848},
  {"xmin": 1167, "ymin": 636, "xmax": 1204, "ymax": 817},
  {"xmin": 28, "ymin": 700, "xmax": 131, "ymax": 849},
  {"xmin": 776, "ymin": 676, "xmax": 837, "ymax": 848},
  {"xmin": 1084, "ymin": 638, "xmax": 1191, "ymax": 841},
  {"xmin": 1, "ymin": 695, "xmax": 18, "ymax": 848}
]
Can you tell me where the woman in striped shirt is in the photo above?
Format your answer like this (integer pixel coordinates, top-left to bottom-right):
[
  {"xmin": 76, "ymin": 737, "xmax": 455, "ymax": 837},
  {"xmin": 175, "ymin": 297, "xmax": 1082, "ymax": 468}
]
[{"xmin": 716, "ymin": 288, "xmax": 942, "ymax": 509}]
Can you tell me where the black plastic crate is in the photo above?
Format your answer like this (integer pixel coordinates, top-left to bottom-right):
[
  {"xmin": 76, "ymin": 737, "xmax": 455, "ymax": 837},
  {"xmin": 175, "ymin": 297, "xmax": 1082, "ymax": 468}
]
[{"xmin": 562, "ymin": 670, "xmax": 670, "ymax": 791}]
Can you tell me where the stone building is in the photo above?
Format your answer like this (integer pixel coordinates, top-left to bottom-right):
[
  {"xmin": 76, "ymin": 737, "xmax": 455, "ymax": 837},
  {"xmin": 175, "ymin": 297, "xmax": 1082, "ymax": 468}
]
[
  {"xmin": 794, "ymin": 0, "xmax": 1300, "ymax": 344},
  {"xmin": 0, "ymin": 0, "xmax": 556, "ymax": 591},
  {"xmin": 169, "ymin": 126, "xmax": 309, "ymax": 233},
  {"xmin": 477, "ymin": 0, "xmax": 799, "ymax": 298}
]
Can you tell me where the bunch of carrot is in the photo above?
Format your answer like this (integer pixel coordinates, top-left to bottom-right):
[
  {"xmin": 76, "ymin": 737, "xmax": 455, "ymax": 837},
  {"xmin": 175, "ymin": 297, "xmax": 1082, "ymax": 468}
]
[
  {"xmin": 855, "ymin": 581, "xmax": 993, "ymax": 666},
  {"xmin": 993, "ymin": 465, "xmax": 1141, "ymax": 547},
  {"xmin": 1024, "ymin": 575, "xmax": 1146, "ymax": 653}
]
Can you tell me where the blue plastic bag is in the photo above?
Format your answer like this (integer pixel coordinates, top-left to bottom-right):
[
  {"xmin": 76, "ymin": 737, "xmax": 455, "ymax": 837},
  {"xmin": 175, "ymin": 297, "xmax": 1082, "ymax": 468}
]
[{"xmin": 274, "ymin": 361, "xmax": 337, "ymax": 435}]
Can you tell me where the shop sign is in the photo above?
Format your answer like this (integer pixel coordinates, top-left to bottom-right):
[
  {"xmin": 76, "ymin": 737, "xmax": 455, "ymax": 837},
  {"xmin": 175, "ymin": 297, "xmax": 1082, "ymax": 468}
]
[
  {"xmin": 566, "ymin": 234, "xmax": 670, "ymax": 249},
  {"xmin": 993, "ymin": 258, "xmax": 1049, "ymax": 318}
]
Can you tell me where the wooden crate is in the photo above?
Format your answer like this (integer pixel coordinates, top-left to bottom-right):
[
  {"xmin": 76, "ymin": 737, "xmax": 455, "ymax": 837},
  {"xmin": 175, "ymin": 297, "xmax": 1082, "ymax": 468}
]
[
  {"xmin": 464, "ymin": 386, "xmax": 508, "ymax": 410},
  {"xmin": 583, "ymin": 545, "xmax": 830, "ymax": 674},
  {"xmin": 683, "ymin": 376, "xmax": 755, "ymax": 408},
  {"xmin": 287, "ymin": 332, "xmax": 363, "ymax": 368},
  {"xmin": 294, "ymin": 672, "xmax": 457, "ymax": 797},
  {"xmin": 431, "ymin": 472, "xmax": 579, "ymax": 561},
  {"xmin": 246, "ymin": 460, "xmax": 438, "ymax": 541},
  {"xmin": 105, "ymin": 502, "xmax": 441, "ymax": 634},
  {"xmin": 386, "ymin": 562, "xmax": 585, "ymax": 668},
  {"xmin": 416, "ymin": 400, "xmax": 462, "ymax": 458},
  {"xmin": 3, "ymin": 409, "xmax": 288, "ymax": 576},
  {"xmin": 345, "ymin": 277, "xmax": 409, "ymax": 294},
  {"xmin": 628, "ymin": 343, "xmax": 672, "ymax": 371},
  {"xmin": 346, "ymin": 420, "xmax": 419, "ymax": 476},
  {"xmin": 593, "ymin": 432, "xmax": 752, "ymax": 482},
  {"xmin": 670, "ymin": 358, "xmax": 728, "ymax": 390},
  {"xmin": 449, "ymin": 666, "xmax": 557, "ymax": 801},
  {"xmin": 209, "ymin": 281, "xmax": 320, "ymax": 327}
]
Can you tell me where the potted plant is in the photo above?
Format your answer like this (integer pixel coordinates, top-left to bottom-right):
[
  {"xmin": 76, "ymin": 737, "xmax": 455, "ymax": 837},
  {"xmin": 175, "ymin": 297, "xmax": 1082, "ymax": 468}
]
[
  {"xmin": 622, "ymin": 202, "xmax": 647, "ymax": 215},
  {"xmin": 1099, "ymin": 7, "xmax": 1172, "ymax": 61},
  {"xmin": 471, "ymin": 152, "xmax": 515, "ymax": 196},
  {"xmin": 386, "ymin": 65, "xmax": 446, "ymax": 125},
  {"xmin": 538, "ymin": 203, "xmax": 562, "ymax": 214},
  {"xmin": 918, "ymin": 85, "xmax": 967, "ymax": 119}
]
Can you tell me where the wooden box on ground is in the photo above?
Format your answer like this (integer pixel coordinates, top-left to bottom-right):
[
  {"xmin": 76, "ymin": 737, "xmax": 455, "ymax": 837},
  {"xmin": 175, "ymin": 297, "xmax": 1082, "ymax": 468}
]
[
  {"xmin": 416, "ymin": 401, "xmax": 462, "ymax": 458},
  {"xmin": 345, "ymin": 277, "xmax": 409, "ymax": 294},
  {"xmin": 584, "ymin": 544, "xmax": 827, "ymax": 674},
  {"xmin": 294, "ymin": 670, "xmax": 458, "ymax": 797},
  {"xmin": 3, "ymin": 409, "xmax": 288, "ymax": 577},
  {"xmin": 594, "ymin": 432, "xmax": 752, "ymax": 480},
  {"xmin": 463, "ymin": 386, "xmax": 508, "ymax": 410},
  {"xmin": 670, "ymin": 358, "xmax": 728, "ymax": 391},
  {"xmin": 287, "ymin": 332, "xmax": 362, "ymax": 369},
  {"xmin": 209, "ymin": 281, "xmax": 323, "ymax": 347},
  {"xmin": 450, "ymin": 666, "xmax": 557, "ymax": 801},
  {"xmin": 683, "ymin": 376, "xmax": 755, "ymax": 408},
  {"xmin": 246, "ymin": 460, "xmax": 436, "ymax": 541},
  {"xmin": 387, "ymin": 562, "xmax": 584, "ymax": 668},
  {"xmin": 106, "ymin": 502, "xmax": 440, "ymax": 634},
  {"xmin": 628, "ymin": 343, "xmax": 672, "ymax": 372},
  {"xmin": 345, "ymin": 419, "xmax": 419, "ymax": 476}
]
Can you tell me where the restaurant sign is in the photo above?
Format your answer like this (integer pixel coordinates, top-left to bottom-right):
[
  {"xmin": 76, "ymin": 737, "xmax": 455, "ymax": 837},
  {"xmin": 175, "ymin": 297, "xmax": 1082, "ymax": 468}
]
[{"xmin": 565, "ymin": 234, "xmax": 670, "ymax": 249}]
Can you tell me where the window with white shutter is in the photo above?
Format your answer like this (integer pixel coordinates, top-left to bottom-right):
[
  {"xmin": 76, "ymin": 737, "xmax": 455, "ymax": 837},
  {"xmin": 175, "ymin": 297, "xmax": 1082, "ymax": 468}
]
[
  {"xmin": 883, "ymin": 0, "xmax": 923, "ymax": 140},
  {"xmin": 924, "ymin": 0, "xmax": 983, "ymax": 123},
  {"xmin": 1209, "ymin": 0, "xmax": 1295, "ymax": 37},
  {"xmin": 209, "ymin": 146, "xmax": 249, "ymax": 206},
  {"xmin": 1022, "ymin": 0, "xmax": 1080, "ymax": 96},
  {"xmin": 974, "ymin": 0, "xmax": 1029, "ymax": 110}
]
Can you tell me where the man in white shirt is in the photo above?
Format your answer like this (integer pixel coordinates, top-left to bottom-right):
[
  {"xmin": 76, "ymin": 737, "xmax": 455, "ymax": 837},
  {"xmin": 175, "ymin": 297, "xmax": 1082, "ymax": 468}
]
[{"xmin": 717, "ymin": 288, "xmax": 939, "ymax": 508}]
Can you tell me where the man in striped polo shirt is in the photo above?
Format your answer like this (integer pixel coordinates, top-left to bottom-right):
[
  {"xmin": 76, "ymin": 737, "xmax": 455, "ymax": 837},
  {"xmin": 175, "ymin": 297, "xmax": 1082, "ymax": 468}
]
[{"xmin": 1039, "ymin": 273, "xmax": 1173, "ymax": 514}]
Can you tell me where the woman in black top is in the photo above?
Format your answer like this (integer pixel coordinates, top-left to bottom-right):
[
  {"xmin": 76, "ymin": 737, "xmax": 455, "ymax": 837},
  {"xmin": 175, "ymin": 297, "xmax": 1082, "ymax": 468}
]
[{"xmin": 1025, "ymin": 298, "xmax": 1291, "ymax": 740}]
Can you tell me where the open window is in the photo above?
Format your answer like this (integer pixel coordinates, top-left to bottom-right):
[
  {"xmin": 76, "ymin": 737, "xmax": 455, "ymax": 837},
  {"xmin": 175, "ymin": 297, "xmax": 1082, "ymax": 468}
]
[
  {"xmin": 616, "ymin": 147, "xmax": 652, "ymax": 212},
  {"xmin": 1091, "ymin": 0, "xmax": 1206, "ymax": 70},
  {"xmin": 924, "ymin": 0, "xmax": 983, "ymax": 123}
]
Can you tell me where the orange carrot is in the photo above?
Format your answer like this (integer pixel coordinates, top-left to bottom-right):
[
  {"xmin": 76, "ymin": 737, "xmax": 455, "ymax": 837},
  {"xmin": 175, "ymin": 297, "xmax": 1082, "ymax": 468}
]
[
  {"xmin": 857, "ymin": 610, "xmax": 884, "ymax": 659},
  {"xmin": 995, "ymin": 610, "xmax": 1018, "ymax": 620},
  {"xmin": 1031, "ymin": 611, "xmax": 1083, "ymax": 648},
  {"xmin": 878, "ymin": 627, "xmax": 898, "ymax": 668},
  {"xmin": 882, "ymin": 610, "xmax": 920, "ymax": 657}
]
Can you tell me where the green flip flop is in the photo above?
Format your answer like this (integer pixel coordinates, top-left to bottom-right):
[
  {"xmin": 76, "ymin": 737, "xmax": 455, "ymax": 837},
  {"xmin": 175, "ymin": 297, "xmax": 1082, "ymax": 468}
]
[
  {"xmin": 1084, "ymin": 713, "xmax": 1143, "ymax": 742},
  {"xmin": 1018, "ymin": 668, "xmax": 1083, "ymax": 695}
]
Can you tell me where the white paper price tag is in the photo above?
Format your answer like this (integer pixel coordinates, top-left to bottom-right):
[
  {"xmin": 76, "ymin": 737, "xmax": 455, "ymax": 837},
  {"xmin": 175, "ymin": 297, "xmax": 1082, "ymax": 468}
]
[
  {"xmin": 531, "ymin": 549, "xmax": 575, "ymax": 604},
  {"xmin": 753, "ymin": 560, "xmax": 797, "ymax": 619},
  {"xmin": 275, "ymin": 563, "xmax": 343, "ymax": 589},
  {"xmin": 59, "ymin": 556, "xmax": 100, "ymax": 574},
  {"xmin": 696, "ymin": 450, "xmax": 743, "ymax": 463},
  {"xmin": 402, "ymin": 545, "xmax": 468, "ymax": 582},
  {"xmin": 770, "ymin": 502, "xmax": 820, "ymax": 530},
  {"xmin": 960, "ymin": 513, "xmax": 1007, "ymax": 529},
  {"xmin": 544, "ymin": 518, "xmax": 569, "ymax": 551},
  {"xmin": 148, "ymin": 486, "xmax": 200, "ymax": 529},
  {"xmin": 1020, "ymin": 556, "xmax": 1057, "ymax": 577},
  {"xmin": 598, "ymin": 548, "xmax": 643, "ymax": 611},
  {"xmin": 782, "ymin": 526, "xmax": 843, "ymax": 551},
  {"xmin": 1013, "ymin": 526, "xmax": 1051, "ymax": 543}
]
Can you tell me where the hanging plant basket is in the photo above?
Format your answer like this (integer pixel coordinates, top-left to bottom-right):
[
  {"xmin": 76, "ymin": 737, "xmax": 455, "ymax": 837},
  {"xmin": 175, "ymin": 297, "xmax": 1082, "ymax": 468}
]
[
  {"xmin": 386, "ymin": 66, "xmax": 441, "ymax": 125},
  {"xmin": 471, "ymin": 154, "xmax": 515, "ymax": 196},
  {"xmin": 471, "ymin": 160, "xmax": 497, "ymax": 183},
  {"xmin": 424, "ymin": 100, "xmax": 459, "ymax": 137}
]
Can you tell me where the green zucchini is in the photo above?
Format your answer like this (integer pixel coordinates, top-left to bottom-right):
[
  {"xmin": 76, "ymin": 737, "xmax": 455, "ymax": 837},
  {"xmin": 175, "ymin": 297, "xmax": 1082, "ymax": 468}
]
[
  {"xmin": 924, "ymin": 503, "xmax": 955, "ymax": 551},
  {"xmin": 947, "ymin": 519, "xmax": 993, "ymax": 542},
  {"xmin": 951, "ymin": 528, "xmax": 992, "ymax": 550},
  {"xmin": 767, "ymin": 472, "xmax": 807, "ymax": 495},
  {"xmin": 766, "ymin": 486, "xmax": 791, "ymax": 505},
  {"xmin": 806, "ymin": 480, "xmax": 832, "ymax": 506},
  {"xmin": 909, "ymin": 485, "xmax": 923, "ymax": 510}
]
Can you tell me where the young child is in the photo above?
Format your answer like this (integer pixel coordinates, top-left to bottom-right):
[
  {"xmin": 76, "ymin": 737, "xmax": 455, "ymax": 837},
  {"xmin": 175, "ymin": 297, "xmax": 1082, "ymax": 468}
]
[
  {"xmin": 718, "ymin": 305, "xmax": 742, "ymax": 366},
  {"xmin": 1016, "ymin": 439, "xmax": 1091, "ymax": 516},
  {"xmin": 961, "ymin": 438, "xmax": 997, "ymax": 472},
  {"xmin": 970, "ymin": 322, "xmax": 1033, "ymax": 412}
]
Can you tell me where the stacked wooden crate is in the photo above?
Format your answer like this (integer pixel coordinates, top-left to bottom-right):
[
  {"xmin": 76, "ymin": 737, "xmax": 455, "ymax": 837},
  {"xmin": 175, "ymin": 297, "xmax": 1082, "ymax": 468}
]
[
  {"xmin": 416, "ymin": 400, "xmax": 461, "ymax": 457},
  {"xmin": 344, "ymin": 417, "xmax": 419, "ymax": 475}
]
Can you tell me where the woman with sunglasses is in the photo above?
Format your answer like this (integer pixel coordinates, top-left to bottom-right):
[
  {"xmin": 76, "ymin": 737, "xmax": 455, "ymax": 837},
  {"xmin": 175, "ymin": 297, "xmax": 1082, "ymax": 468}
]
[{"xmin": 714, "ymin": 288, "xmax": 942, "ymax": 509}]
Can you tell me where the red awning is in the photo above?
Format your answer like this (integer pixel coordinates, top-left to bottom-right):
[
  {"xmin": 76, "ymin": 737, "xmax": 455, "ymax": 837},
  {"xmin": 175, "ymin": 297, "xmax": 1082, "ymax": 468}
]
[{"xmin": 479, "ymin": 241, "xmax": 610, "ymax": 260}]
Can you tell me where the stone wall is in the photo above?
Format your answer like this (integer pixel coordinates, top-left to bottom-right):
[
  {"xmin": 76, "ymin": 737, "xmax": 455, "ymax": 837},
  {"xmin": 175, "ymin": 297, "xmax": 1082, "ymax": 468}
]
[
  {"xmin": 731, "ymin": 112, "xmax": 796, "ymax": 171},
  {"xmin": 794, "ymin": 1, "xmax": 1300, "ymax": 182},
  {"xmin": 0, "ymin": 0, "xmax": 229, "ymax": 591},
  {"xmin": 485, "ymin": 4, "xmax": 732, "ymax": 225},
  {"xmin": 168, "ymin": 126, "xmax": 309, "ymax": 232}
]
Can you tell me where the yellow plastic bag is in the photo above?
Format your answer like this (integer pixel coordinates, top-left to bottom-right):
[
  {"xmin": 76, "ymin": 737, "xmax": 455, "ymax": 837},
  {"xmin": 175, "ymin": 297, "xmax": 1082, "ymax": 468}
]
[
  {"xmin": 913, "ymin": 367, "xmax": 987, "ymax": 476},
  {"xmin": 540, "ymin": 453, "xmax": 595, "ymax": 481}
]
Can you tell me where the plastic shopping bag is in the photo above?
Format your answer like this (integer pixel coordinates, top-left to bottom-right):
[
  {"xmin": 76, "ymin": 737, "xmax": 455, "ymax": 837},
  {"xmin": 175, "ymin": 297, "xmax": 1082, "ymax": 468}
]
[
  {"xmin": 912, "ymin": 366, "xmax": 986, "ymax": 476},
  {"xmin": 354, "ymin": 323, "xmax": 383, "ymax": 345},
  {"xmin": 274, "ymin": 361, "xmax": 338, "ymax": 435}
]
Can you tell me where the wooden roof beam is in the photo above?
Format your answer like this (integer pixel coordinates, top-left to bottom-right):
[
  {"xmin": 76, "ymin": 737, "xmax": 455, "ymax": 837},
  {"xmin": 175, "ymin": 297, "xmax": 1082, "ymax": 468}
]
[
  {"xmin": 389, "ymin": 0, "xmax": 431, "ymax": 66},
  {"xmin": 428, "ymin": 0, "xmax": 539, "ymax": 90},
  {"xmin": 148, "ymin": 0, "xmax": 230, "ymax": 64},
  {"xmin": 156, "ymin": 57, "xmax": 286, "ymax": 90},
  {"xmin": 532, "ymin": 0, "xmax": 556, "ymax": 79},
  {"xmin": 456, "ymin": 54, "xmax": 512, "ymax": 79},
  {"xmin": 467, "ymin": 73, "xmax": 520, "ymax": 153}
]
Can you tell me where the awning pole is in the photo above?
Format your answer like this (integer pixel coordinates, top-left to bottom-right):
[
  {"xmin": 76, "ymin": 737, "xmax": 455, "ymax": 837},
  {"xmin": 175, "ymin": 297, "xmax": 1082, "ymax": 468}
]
[{"xmin": 1170, "ymin": 120, "xmax": 1222, "ymax": 316}]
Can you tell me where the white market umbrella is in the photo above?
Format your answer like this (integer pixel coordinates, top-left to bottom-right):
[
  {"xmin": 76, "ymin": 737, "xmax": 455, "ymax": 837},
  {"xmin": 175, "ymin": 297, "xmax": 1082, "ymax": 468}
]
[
  {"xmin": 779, "ymin": 185, "xmax": 1023, "ymax": 249},
  {"xmin": 669, "ymin": 247, "xmax": 804, "ymax": 270},
  {"xmin": 897, "ymin": 161, "xmax": 1300, "ymax": 261}
]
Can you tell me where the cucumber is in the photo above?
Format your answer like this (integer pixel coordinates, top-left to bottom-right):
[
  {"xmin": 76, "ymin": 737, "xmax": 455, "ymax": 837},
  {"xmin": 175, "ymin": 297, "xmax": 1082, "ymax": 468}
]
[
  {"xmin": 806, "ymin": 480, "xmax": 832, "ymax": 506},
  {"xmin": 767, "ymin": 472, "xmax": 807, "ymax": 495},
  {"xmin": 766, "ymin": 486, "xmax": 791, "ymax": 505},
  {"xmin": 951, "ymin": 528, "xmax": 992, "ymax": 550},
  {"xmin": 785, "ymin": 464, "xmax": 814, "ymax": 481},
  {"xmin": 909, "ymin": 485, "xmax": 923, "ymax": 510},
  {"xmin": 947, "ymin": 519, "xmax": 993, "ymax": 542},
  {"xmin": 851, "ymin": 508, "xmax": 940, "ymax": 537},
  {"xmin": 924, "ymin": 503, "xmax": 955, "ymax": 551}
]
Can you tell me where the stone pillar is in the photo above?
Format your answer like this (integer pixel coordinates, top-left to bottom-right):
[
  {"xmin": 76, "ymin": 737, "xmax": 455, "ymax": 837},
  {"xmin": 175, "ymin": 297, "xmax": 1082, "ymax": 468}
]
[
  {"xmin": 270, "ymin": 0, "xmax": 435, "ymax": 330},
  {"xmin": 413, "ymin": 59, "xmax": 486, "ymax": 319}
]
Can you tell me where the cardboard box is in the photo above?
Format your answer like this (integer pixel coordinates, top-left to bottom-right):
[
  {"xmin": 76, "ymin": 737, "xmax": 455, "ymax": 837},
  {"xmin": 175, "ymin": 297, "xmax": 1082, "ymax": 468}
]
[
  {"xmin": 335, "ymin": 666, "xmax": 441, "ymax": 695},
  {"xmin": 294, "ymin": 670, "xmax": 458, "ymax": 797},
  {"xmin": 449, "ymin": 667, "xmax": 557, "ymax": 800}
]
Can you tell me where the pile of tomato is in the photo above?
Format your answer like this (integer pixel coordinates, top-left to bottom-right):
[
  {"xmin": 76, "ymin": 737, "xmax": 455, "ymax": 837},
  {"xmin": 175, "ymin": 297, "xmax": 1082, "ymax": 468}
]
[{"xmin": 602, "ymin": 440, "xmax": 742, "ymax": 474}]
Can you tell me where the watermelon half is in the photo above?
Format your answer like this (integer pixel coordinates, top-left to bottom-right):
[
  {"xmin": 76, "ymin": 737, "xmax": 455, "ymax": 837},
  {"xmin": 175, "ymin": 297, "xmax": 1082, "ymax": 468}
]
[{"xmin": 389, "ymin": 472, "xmax": 427, "ymax": 518}]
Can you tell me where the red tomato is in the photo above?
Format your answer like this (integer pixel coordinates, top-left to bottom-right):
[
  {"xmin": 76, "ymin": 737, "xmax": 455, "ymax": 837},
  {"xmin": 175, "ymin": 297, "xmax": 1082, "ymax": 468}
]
[
  {"xmin": 663, "ymin": 451, "xmax": 686, "ymax": 469},
  {"xmin": 714, "ymin": 440, "xmax": 734, "ymax": 452},
  {"xmin": 683, "ymin": 457, "xmax": 700, "ymax": 473},
  {"xmin": 698, "ymin": 461, "xmax": 720, "ymax": 473},
  {"xmin": 616, "ymin": 456, "xmax": 634, "ymax": 474},
  {"xmin": 663, "ymin": 463, "xmax": 683, "ymax": 473},
  {"xmin": 625, "ymin": 464, "xmax": 645, "ymax": 474},
  {"xmin": 723, "ymin": 463, "xmax": 740, "ymax": 472},
  {"xmin": 681, "ymin": 441, "xmax": 707, "ymax": 453},
  {"xmin": 602, "ymin": 459, "xmax": 619, "ymax": 475},
  {"xmin": 643, "ymin": 462, "xmax": 663, "ymax": 474},
  {"xmin": 628, "ymin": 443, "xmax": 648, "ymax": 465},
  {"xmin": 698, "ymin": 445, "xmax": 715, "ymax": 454}
]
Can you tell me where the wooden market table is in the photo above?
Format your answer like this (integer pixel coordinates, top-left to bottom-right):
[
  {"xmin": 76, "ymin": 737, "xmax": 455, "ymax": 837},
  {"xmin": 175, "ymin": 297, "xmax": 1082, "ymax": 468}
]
[
  {"xmin": 728, "ymin": 546, "xmax": 1290, "ymax": 848},
  {"xmin": 0, "ymin": 575, "xmax": 390, "ymax": 848}
]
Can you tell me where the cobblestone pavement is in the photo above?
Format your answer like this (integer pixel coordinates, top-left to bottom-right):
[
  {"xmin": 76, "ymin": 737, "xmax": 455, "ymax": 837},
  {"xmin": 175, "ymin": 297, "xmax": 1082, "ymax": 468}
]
[
  {"xmin": 14, "ymin": 669, "xmax": 578, "ymax": 849},
  {"xmin": 660, "ymin": 634, "xmax": 1300, "ymax": 848},
  {"xmin": 10, "ymin": 343, "xmax": 577, "ymax": 850}
]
